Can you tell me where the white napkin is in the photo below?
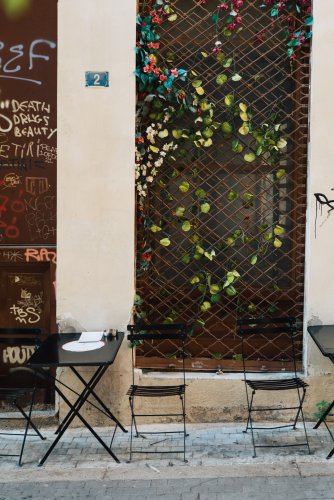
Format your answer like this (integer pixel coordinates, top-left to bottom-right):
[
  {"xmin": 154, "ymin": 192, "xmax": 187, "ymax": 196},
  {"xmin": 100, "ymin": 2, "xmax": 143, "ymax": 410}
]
[{"xmin": 78, "ymin": 331, "xmax": 104, "ymax": 343}]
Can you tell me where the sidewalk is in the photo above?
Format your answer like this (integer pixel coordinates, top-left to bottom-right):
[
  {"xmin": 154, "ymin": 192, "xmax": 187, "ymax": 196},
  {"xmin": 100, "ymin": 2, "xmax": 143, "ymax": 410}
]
[{"xmin": 0, "ymin": 421, "xmax": 334, "ymax": 499}]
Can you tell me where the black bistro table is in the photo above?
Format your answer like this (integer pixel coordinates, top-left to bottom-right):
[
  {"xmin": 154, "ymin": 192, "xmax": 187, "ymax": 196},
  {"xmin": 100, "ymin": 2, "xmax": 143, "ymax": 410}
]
[
  {"xmin": 308, "ymin": 324, "xmax": 334, "ymax": 458},
  {"xmin": 27, "ymin": 331, "xmax": 127, "ymax": 465}
]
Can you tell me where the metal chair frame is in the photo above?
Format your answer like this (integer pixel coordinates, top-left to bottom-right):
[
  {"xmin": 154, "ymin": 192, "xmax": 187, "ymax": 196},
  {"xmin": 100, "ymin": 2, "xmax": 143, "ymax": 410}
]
[
  {"xmin": 127, "ymin": 323, "xmax": 188, "ymax": 462},
  {"xmin": 0, "ymin": 328, "xmax": 46, "ymax": 465},
  {"xmin": 237, "ymin": 317, "xmax": 311, "ymax": 457}
]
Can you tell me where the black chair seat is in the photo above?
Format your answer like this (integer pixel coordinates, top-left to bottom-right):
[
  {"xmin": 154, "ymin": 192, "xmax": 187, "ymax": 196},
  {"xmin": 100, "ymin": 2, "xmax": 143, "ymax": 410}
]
[
  {"xmin": 0, "ymin": 387, "xmax": 34, "ymax": 400},
  {"xmin": 246, "ymin": 377, "xmax": 308, "ymax": 391},
  {"xmin": 127, "ymin": 384, "xmax": 185, "ymax": 398}
]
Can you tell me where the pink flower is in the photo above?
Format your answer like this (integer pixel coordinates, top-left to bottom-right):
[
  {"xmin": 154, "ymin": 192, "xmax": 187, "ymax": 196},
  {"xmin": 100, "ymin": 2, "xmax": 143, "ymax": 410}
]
[
  {"xmin": 218, "ymin": 3, "xmax": 229, "ymax": 11},
  {"xmin": 171, "ymin": 68, "xmax": 178, "ymax": 77},
  {"xmin": 159, "ymin": 74, "xmax": 168, "ymax": 81}
]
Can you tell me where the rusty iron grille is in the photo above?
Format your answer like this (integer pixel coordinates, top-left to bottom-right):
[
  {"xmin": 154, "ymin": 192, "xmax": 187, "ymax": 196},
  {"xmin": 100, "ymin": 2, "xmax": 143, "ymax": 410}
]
[{"xmin": 135, "ymin": 0, "xmax": 311, "ymax": 371}]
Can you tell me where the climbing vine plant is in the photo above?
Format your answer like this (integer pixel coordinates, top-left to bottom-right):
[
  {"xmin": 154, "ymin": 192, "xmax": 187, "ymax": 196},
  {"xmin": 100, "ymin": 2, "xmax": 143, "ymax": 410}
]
[{"xmin": 135, "ymin": 0, "xmax": 312, "ymax": 331}]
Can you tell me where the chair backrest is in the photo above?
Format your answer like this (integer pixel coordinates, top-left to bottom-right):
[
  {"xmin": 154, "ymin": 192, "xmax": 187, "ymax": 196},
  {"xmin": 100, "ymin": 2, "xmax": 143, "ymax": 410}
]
[
  {"xmin": 236, "ymin": 316, "xmax": 299, "ymax": 377},
  {"xmin": 127, "ymin": 323, "xmax": 188, "ymax": 386},
  {"xmin": 0, "ymin": 328, "xmax": 42, "ymax": 346}
]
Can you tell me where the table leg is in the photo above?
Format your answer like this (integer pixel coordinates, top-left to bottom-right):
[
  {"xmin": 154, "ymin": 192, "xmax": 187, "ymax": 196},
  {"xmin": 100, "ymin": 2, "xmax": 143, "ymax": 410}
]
[
  {"xmin": 314, "ymin": 400, "xmax": 334, "ymax": 429},
  {"xmin": 70, "ymin": 366, "xmax": 128, "ymax": 433},
  {"xmin": 54, "ymin": 367, "xmax": 104, "ymax": 435},
  {"xmin": 38, "ymin": 367, "xmax": 121, "ymax": 465}
]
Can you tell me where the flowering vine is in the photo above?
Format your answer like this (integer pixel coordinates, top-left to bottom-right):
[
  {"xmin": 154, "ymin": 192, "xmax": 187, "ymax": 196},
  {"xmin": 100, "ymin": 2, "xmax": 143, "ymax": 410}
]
[{"xmin": 135, "ymin": 0, "xmax": 312, "ymax": 323}]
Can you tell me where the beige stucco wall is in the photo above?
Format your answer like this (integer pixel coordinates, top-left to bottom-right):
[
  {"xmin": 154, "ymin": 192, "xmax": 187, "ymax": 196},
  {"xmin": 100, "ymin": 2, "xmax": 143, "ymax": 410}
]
[{"xmin": 56, "ymin": 0, "xmax": 334, "ymax": 426}]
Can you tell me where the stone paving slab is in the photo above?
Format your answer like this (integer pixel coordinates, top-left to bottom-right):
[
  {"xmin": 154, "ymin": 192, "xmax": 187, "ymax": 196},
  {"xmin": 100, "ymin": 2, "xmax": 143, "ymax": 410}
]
[{"xmin": 1, "ymin": 422, "xmax": 334, "ymax": 499}]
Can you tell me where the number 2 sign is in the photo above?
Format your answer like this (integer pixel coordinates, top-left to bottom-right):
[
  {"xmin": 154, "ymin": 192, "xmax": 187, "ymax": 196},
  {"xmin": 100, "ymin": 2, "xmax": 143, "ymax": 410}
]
[{"xmin": 85, "ymin": 71, "xmax": 109, "ymax": 87}]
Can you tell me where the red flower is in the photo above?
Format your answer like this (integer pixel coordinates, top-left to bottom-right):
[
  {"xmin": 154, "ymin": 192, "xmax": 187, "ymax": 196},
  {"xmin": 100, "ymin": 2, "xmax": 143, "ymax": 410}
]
[
  {"xmin": 147, "ymin": 42, "xmax": 160, "ymax": 49},
  {"xmin": 159, "ymin": 74, "xmax": 168, "ymax": 81},
  {"xmin": 142, "ymin": 253, "xmax": 152, "ymax": 261},
  {"xmin": 152, "ymin": 14, "xmax": 162, "ymax": 24}
]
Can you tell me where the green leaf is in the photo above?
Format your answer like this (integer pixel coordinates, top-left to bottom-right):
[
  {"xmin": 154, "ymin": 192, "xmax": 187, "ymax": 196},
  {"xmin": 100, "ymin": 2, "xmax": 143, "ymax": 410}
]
[
  {"xmin": 196, "ymin": 86, "xmax": 205, "ymax": 95},
  {"xmin": 201, "ymin": 51, "xmax": 209, "ymax": 58},
  {"xmin": 211, "ymin": 293, "xmax": 221, "ymax": 304},
  {"xmin": 210, "ymin": 284, "xmax": 220, "ymax": 294},
  {"xmin": 172, "ymin": 129, "xmax": 182, "ymax": 139},
  {"xmin": 158, "ymin": 129, "xmax": 169, "ymax": 138},
  {"xmin": 195, "ymin": 188, "xmax": 206, "ymax": 198},
  {"xmin": 204, "ymin": 250, "xmax": 215, "ymax": 261},
  {"xmin": 273, "ymin": 237, "xmax": 283, "ymax": 248},
  {"xmin": 227, "ymin": 190, "xmax": 238, "ymax": 201},
  {"xmin": 238, "ymin": 124, "xmax": 249, "ymax": 135},
  {"xmin": 223, "ymin": 58, "xmax": 233, "ymax": 68},
  {"xmin": 192, "ymin": 79, "xmax": 203, "ymax": 88},
  {"xmin": 175, "ymin": 206, "xmax": 185, "ymax": 217},
  {"xmin": 225, "ymin": 286, "xmax": 237, "ymax": 297},
  {"xmin": 200, "ymin": 202, "xmax": 210, "ymax": 214},
  {"xmin": 179, "ymin": 181, "xmax": 190, "ymax": 193},
  {"xmin": 224, "ymin": 94, "xmax": 235, "ymax": 107},
  {"xmin": 200, "ymin": 301, "xmax": 211, "ymax": 312},
  {"xmin": 232, "ymin": 73, "xmax": 242, "ymax": 81},
  {"xmin": 274, "ymin": 225, "xmax": 285, "ymax": 236},
  {"xmin": 190, "ymin": 276, "xmax": 200, "ymax": 284},
  {"xmin": 203, "ymin": 138, "xmax": 213, "ymax": 147},
  {"xmin": 277, "ymin": 138, "xmax": 287, "ymax": 149},
  {"xmin": 150, "ymin": 224, "xmax": 161, "ymax": 233},
  {"xmin": 305, "ymin": 16, "xmax": 313, "ymax": 26},
  {"xmin": 250, "ymin": 254, "xmax": 258, "ymax": 265},
  {"xmin": 222, "ymin": 122, "xmax": 233, "ymax": 135},
  {"xmin": 244, "ymin": 152, "xmax": 256, "ymax": 162},
  {"xmin": 181, "ymin": 253, "xmax": 191, "ymax": 264},
  {"xmin": 239, "ymin": 103, "xmax": 247, "ymax": 112},
  {"xmin": 160, "ymin": 238, "xmax": 171, "ymax": 246},
  {"xmin": 212, "ymin": 13, "xmax": 219, "ymax": 24},
  {"xmin": 202, "ymin": 127, "xmax": 213, "ymax": 139},
  {"xmin": 243, "ymin": 193, "xmax": 253, "ymax": 201},
  {"xmin": 195, "ymin": 318, "xmax": 206, "ymax": 327},
  {"xmin": 149, "ymin": 145, "xmax": 159, "ymax": 153},
  {"xmin": 216, "ymin": 74, "xmax": 228, "ymax": 85},
  {"xmin": 168, "ymin": 13, "xmax": 177, "ymax": 21},
  {"xmin": 181, "ymin": 220, "xmax": 192, "ymax": 232},
  {"xmin": 276, "ymin": 168, "xmax": 286, "ymax": 180}
]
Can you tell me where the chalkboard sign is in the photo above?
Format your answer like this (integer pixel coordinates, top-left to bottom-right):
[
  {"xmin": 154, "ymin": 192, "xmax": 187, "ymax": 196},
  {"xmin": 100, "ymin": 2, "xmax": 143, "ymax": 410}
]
[{"xmin": 0, "ymin": 0, "xmax": 57, "ymax": 245}]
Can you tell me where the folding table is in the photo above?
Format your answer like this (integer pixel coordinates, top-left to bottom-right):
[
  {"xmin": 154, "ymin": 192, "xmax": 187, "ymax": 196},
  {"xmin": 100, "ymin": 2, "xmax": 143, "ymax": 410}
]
[
  {"xmin": 27, "ymin": 331, "xmax": 127, "ymax": 465},
  {"xmin": 308, "ymin": 324, "xmax": 334, "ymax": 459}
]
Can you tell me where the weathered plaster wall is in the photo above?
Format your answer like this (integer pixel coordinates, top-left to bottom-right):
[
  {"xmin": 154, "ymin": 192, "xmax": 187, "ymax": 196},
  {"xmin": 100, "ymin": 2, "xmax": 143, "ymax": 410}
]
[
  {"xmin": 56, "ymin": 0, "xmax": 334, "ymax": 426},
  {"xmin": 57, "ymin": 0, "xmax": 136, "ymax": 421}
]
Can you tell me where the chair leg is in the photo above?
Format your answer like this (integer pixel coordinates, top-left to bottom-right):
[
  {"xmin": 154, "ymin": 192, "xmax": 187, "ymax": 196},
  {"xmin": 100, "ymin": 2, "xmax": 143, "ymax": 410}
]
[
  {"xmin": 109, "ymin": 424, "xmax": 117, "ymax": 448},
  {"xmin": 246, "ymin": 390, "xmax": 257, "ymax": 458},
  {"xmin": 15, "ymin": 401, "xmax": 45, "ymax": 441},
  {"xmin": 180, "ymin": 394, "xmax": 187, "ymax": 462},
  {"xmin": 17, "ymin": 389, "xmax": 36, "ymax": 466},
  {"xmin": 129, "ymin": 396, "xmax": 134, "ymax": 462}
]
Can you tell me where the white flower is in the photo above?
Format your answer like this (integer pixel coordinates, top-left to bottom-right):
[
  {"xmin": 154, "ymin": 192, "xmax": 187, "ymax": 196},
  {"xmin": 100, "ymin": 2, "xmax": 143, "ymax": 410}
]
[{"xmin": 147, "ymin": 176, "xmax": 154, "ymax": 183}]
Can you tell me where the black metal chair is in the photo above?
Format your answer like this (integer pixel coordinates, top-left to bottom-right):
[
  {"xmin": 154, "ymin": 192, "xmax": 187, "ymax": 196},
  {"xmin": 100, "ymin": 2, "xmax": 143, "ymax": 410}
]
[
  {"xmin": 0, "ymin": 328, "xmax": 46, "ymax": 465},
  {"xmin": 237, "ymin": 317, "xmax": 310, "ymax": 457},
  {"xmin": 127, "ymin": 323, "xmax": 188, "ymax": 462}
]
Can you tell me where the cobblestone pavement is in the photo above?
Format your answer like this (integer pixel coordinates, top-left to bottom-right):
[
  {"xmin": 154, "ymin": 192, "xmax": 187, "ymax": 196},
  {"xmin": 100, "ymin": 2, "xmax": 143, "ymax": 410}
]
[{"xmin": 0, "ymin": 422, "xmax": 334, "ymax": 499}]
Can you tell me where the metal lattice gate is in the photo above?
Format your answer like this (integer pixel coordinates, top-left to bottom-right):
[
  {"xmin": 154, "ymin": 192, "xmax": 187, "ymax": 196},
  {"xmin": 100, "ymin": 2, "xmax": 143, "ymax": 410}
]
[{"xmin": 135, "ymin": 0, "xmax": 311, "ymax": 371}]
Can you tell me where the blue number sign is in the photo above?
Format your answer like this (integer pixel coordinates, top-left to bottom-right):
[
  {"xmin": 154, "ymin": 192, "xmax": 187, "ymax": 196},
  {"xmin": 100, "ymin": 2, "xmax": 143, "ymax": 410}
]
[{"xmin": 85, "ymin": 71, "xmax": 109, "ymax": 87}]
